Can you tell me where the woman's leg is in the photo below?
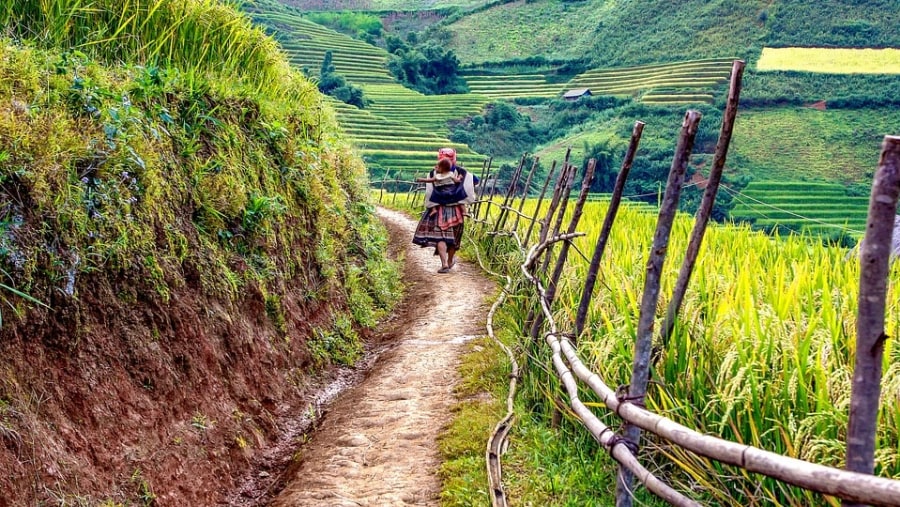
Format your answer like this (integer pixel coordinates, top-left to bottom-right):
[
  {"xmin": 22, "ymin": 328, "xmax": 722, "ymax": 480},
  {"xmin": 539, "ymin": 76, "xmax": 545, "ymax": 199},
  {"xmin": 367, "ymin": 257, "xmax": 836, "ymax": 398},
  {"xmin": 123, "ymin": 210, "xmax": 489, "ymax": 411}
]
[
  {"xmin": 436, "ymin": 241, "xmax": 449, "ymax": 271},
  {"xmin": 447, "ymin": 246, "xmax": 457, "ymax": 268}
]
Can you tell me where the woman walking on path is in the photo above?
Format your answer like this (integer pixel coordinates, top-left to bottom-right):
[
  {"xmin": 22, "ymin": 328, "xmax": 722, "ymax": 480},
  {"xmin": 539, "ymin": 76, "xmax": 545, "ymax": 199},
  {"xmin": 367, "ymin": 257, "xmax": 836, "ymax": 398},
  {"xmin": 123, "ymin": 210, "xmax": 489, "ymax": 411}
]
[{"xmin": 412, "ymin": 148, "xmax": 478, "ymax": 273}]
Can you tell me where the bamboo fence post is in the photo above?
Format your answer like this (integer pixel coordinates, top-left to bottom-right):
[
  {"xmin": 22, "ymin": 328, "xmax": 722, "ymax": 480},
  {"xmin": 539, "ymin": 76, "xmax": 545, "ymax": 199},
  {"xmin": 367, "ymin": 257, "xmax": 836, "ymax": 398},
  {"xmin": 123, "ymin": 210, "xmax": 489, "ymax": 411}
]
[
  {"xmin": 618, "ymin": 110, "xmax": 702, "ymax": 507},
  {"xmin": 574, "ymin": 121, "xmax": 645, "ymax": 339},
  {"xmin": 540, "ymin": 164, "xmax": 577, "ymax": 277},
  {"xmin": 475, "ymin": 158, "xmax": 491, "ymax": 220},
  {"xmin": 379, "ymin": 172, "xmax": 387, "ymax": 203},
  {"xmin": 391, "ymin": 175, "xmax": 399, "ymax": 206},
  {"xmin": 844, "ymin": 135, "xmax": 900, "ymax": 507},
  {"xmin": 557, "ymin": 328, "xmax": 900, "ymax": 506},
  {"xmin": 658, "ymin": 60, "xmax": 745, "ymax": 352},
  {"xmin": 512, "ymin": 156, "xmax": 540, "ymax": 234},
  {"xmin": 525, "ymin": 163, "xmax": 570, "ymax": 332},
  {"xmin": 524, "ymin": 162, "xmax": 557, "ymax": 250},
  {"xmin": 529, "ymin": 160, "xmax": 597, "ymax": 341},
  {"xmin": 521, "ymin": 234, "xmax": 699, "ymax": 507},
  {"xmin": 495, "ymin": 154, "xmax": 527, "ymax": 232}
]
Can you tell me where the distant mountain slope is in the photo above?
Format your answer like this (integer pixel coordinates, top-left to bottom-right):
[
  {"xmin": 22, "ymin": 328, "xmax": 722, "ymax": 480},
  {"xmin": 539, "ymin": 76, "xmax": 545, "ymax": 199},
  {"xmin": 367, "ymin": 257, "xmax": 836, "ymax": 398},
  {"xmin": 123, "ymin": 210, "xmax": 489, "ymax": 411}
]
[
  {"xmin": 276, "ymin": 0, "xmax": 494, "ymax": 10},
  {"xmin": 444, "ymin": 0, "xmax": 900, "ymax": 66},
  {"xmin": 446, "ymin": 0, "xmax": 767, "ymax": 65},
  {"xmin": 245, "ymin": 0, "xmax": 490, "ymax": 174}
]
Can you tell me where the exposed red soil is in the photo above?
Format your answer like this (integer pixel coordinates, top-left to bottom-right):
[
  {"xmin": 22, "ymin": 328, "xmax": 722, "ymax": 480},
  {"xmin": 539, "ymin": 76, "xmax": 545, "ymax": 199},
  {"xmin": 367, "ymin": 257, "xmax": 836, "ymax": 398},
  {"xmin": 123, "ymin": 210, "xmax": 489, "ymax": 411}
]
[{"xmin": 0, "ymin": 268, "xmax": 349, "ymax": 505}]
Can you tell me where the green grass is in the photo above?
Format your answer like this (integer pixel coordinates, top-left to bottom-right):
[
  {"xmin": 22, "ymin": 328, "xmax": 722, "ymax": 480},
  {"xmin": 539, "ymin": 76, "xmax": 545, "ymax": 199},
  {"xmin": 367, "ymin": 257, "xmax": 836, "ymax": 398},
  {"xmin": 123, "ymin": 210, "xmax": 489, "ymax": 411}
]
[
  {"xmin": 444, "ymin": 0, "xmax": 764, "ymax": 66},
  {"xmin": 0, "ymin": 0, "xmax": 402, "ymax": 334},
  {"xmin": 729, "ymin": 108, "xmax": 900, "ymax": 183},
  {"xmin": 438, "ymin": 337, "xmax": 507, "ymax": 506}
]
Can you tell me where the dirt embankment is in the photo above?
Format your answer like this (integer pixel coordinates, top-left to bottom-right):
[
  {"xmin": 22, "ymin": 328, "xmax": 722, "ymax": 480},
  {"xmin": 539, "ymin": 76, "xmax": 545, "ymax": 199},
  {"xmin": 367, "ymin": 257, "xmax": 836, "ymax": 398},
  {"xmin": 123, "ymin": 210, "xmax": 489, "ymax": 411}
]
[
  {"xmin": 0, "ymin": 207, "xmax": 495, "ymax": 507},
  {"xmin": 0, "ymin": 249, "xmax": 356, "ymax": 504}
]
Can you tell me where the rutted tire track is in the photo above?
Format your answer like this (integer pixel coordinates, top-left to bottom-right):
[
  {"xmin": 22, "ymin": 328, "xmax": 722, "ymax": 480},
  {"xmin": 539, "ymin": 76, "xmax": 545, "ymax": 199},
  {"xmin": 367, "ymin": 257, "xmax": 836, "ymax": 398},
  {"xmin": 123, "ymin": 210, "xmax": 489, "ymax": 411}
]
[{"xmin": 270, "ymin": 207, "xmax": 496, "ymax": 507}]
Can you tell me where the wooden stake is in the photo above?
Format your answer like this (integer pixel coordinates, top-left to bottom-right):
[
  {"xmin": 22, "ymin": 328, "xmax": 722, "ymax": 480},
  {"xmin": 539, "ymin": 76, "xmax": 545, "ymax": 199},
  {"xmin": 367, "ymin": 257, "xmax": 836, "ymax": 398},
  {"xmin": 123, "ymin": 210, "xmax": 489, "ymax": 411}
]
[
  {"xmin": 474, "ymin": 158, "xmax": 491, "ymax": 220},
  {"xmin": 540, "ymin": 163, "xmax": 577, "ymax": 277},
  {"xmin": 495, "ymin": 154, "xmax": 527, "ymax": 232},
  {"xmin": 526, "ymin": 162, "xmax": 569, "ymax": 332},
  {"xmin": 575, "ymin": 121, "xmax": 645, "ymax": 339},
  {"xmin": 512, "ymin": 156, "xmax": 541, "ymax": 233},
  {"xmin": 485, "ymin": 163, "xmax": 501, "ymax": 222},
  {"xmin": 529, "ymin": 163, "xmax": 578, "ymax": 339},
  {"xmin": 618, "ymin": 110, "xmax": 702, "ymax": 507},
  {"xmin": 524, "ymin": 162, "xmax": 557, "ymax": 250},
  {"xmin": 844, "ymin": 135, "xmax": 900, "ymax": 507},
  {"xmin": 658, "ymin": 60, "xmax": 745, "ymax": 352},
  {"xmin": 530, "ymin": 160, "xmax": 597, "ymax": 340}
]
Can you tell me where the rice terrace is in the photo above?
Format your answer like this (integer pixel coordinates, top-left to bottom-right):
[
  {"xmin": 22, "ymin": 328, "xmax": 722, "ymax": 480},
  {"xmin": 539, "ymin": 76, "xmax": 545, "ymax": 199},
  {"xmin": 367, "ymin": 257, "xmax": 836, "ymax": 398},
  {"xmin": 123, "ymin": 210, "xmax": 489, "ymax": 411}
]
[{"xmin": 0, "ymin": 0, "xmax": 899, "ymax": 506}]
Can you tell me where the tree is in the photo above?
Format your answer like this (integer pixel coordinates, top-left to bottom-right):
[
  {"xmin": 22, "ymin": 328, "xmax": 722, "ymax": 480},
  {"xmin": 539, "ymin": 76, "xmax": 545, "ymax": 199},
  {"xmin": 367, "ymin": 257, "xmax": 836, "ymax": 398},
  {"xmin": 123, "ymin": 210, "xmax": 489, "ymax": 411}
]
[{"xmin": 316, "ymin": 51, "xmax": 368, "ymax": 109}]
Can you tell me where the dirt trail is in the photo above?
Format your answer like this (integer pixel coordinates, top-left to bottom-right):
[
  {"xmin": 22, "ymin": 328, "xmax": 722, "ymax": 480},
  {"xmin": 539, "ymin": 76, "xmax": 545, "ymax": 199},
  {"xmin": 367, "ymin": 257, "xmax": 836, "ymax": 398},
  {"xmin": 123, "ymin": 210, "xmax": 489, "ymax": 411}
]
[{"xmin": 270, "ymin": 207, "xmax": 496, "ymax": 507}]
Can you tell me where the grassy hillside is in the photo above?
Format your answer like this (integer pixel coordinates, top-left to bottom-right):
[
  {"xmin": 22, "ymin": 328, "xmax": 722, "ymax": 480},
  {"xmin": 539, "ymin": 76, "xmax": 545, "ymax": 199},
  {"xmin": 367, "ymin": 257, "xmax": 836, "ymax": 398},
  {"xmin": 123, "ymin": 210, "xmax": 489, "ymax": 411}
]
[
  {"xmin": 728, "ymin": 107, "xmax": 900, "ymax": 183},
  {"xmin": 445, "ymin": 0, "xmax": 767, "ymax": 66},
  {"xmin": 444, "ymin": 0, "xmax": 900, "ymax": 67},
  {"xmin": 0, "ymin": 0, "xmax": 400, "ymax": 503},
  {"xmin": 246, "ymin": 0, "xmax": 490, "ymax": 173},
  {"xmin": 278, "ymin": 0, "xmax": 493, "ymax": 10}
]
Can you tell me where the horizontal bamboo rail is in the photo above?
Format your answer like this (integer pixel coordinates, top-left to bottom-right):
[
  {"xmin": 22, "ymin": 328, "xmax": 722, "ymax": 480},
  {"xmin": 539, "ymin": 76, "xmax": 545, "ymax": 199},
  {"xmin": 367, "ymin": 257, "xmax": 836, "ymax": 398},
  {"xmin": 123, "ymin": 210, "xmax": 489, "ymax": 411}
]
[
  {"xmin": 521, "ymin": 232, "xmax": 699, "ymax": 507},
  {"xmin": 557, "ymin": 334, "xmax": 900, "ymax": 506}
]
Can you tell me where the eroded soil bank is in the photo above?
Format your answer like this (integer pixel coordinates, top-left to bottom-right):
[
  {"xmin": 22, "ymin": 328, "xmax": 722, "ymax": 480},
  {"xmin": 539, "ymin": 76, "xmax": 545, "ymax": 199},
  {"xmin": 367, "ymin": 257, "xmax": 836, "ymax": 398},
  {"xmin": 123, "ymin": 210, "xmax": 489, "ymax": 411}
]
[
  {"xmin": 269, "ymin": 207, "xmax": 495, "ymax": 506},
  {"xmin": 0, "ymin": 207, "xmax": 494, "ymax": 507}
]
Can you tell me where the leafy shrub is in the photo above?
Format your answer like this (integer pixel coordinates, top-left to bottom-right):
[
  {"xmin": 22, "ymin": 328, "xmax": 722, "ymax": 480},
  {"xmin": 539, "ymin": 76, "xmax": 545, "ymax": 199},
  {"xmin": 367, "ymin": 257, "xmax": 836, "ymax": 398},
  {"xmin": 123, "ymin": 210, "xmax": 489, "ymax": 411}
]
[
  {"xmin": 305, "ymin": 10, "xmax": 383, "ymax": 39},
  {"xmin": 385, "ymin": 37, "xmax": 469, "ymax": 95},
  {"xmin": 316, "ymin": 51, "xmax": 368, "ymax": 108}
]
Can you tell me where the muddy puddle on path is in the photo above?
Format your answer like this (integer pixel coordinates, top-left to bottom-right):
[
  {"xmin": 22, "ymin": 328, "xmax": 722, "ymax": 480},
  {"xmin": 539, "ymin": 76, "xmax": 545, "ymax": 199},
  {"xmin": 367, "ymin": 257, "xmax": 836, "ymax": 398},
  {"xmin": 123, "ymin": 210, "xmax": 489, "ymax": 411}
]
[{"xmin": 230, "ymin": 207, "xmax": 496, "ymax": 507}]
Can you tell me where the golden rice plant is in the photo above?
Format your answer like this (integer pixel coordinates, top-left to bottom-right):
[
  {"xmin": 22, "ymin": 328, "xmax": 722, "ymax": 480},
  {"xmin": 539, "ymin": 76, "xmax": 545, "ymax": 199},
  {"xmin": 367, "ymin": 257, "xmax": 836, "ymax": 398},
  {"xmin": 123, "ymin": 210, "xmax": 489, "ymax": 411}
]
[
  {"xmin": 500, "ymin": 197, "xmax": 900, "ymax": 503},
  {"xmin": 756, "ymin": 47, "xmax": 900, "ymax": 74}
]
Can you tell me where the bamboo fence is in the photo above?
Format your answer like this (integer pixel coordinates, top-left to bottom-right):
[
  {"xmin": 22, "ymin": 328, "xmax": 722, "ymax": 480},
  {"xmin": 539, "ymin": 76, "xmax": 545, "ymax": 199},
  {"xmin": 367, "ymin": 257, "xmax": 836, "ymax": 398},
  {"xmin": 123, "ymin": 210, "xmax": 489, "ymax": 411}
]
[{"xmin": 372, "ymin": 61, "xmax": 900, "ymax": 507}]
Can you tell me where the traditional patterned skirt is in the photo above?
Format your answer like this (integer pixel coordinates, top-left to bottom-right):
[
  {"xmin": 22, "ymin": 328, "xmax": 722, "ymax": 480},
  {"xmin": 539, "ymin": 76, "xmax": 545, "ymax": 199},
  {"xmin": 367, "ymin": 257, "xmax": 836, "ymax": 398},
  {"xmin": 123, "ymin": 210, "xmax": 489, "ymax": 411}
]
[{"xmin": 412, "ymin": 205, "xmax": 465, "ymax": 251}]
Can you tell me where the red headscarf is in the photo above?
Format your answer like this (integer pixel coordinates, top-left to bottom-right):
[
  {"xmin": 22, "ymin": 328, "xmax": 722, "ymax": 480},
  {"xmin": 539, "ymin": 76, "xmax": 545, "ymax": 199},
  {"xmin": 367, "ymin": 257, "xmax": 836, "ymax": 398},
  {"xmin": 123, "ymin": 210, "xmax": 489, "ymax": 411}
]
[{"xmin": 437, "ymin": 147, "xmax": 457, "ymax": 165}]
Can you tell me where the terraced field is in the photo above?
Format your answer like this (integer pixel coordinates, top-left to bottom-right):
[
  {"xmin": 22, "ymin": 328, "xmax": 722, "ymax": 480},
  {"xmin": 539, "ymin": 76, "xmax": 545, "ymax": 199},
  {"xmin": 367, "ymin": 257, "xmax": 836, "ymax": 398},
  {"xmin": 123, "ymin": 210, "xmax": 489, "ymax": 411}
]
[
  {"xmin": 245, "ymin": 6, "xmax": 394, "ymax": 84},
  {"xmin": 327, "ymin": 98, "xmax": 487, "ymax": 178},
  {"xmin": 243, "ymin": 1, "xmax": 489, "ymax": 176},
  {"xmin": 459, "ymin": 71, "xmax": 565, "ymax": 99},
  {"xmin": 566, "ymin": 58, "xmax": 735, "ymax": 103},
  {"xmin": 460, "ymin": 58, "xmax": 735, "ymax": 104},
  {"xmin": 729, "ymin": 181, "xmax": 869, "ymax": 237},
  {"xmin": 362, "ymin": 83, "xmax": 490, "ymax": 133}
]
